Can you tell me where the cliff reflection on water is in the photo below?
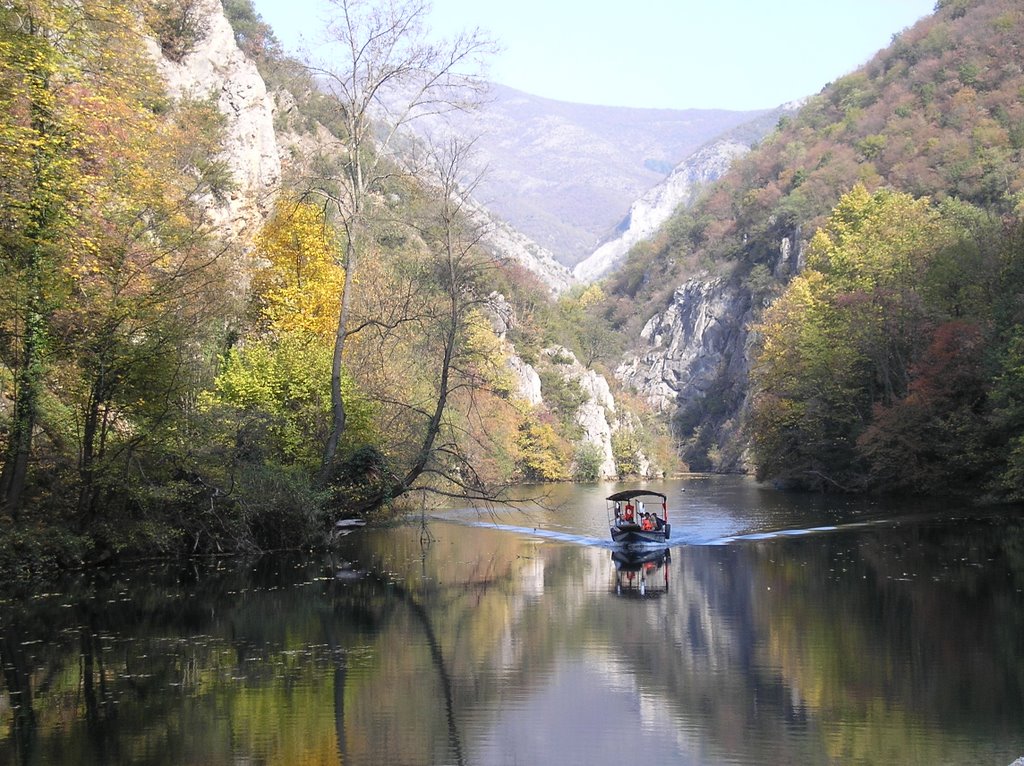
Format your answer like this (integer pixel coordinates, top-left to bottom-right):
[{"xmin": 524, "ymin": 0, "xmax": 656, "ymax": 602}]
[{"xmin": 2, "ymin": 476, "xmax": 1023, "ymax": 765}]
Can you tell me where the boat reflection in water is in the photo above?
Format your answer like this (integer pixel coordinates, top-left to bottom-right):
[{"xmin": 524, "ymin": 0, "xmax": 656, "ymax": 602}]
[{"xmin": 610, "ymin": 547, "xmax": 670, "ymax": 598}]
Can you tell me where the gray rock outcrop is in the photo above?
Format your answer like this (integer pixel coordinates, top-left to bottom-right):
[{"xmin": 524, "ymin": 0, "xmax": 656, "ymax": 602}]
[
  {"xmin": 574, "ymin": 140, "xmax": 749, "ymax": 283},
  {"xmin": 508, "ymin": 354, "xmax": 543, "ymax": 406},
  {"xmin": 617, "ymin": 277, "xmax": 755, "ymax": 471},
  {"xmin": 543, "ymin": 347, "xmax": 618, "ymax": 479},
  {"xmin": 149, "ymin": 0, "xmax": 281, "ymax": 244}
]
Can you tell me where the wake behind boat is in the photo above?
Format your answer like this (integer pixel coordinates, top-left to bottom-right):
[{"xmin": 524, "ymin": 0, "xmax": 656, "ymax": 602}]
[{"xmin": 607, "ymin": 489, "xmax": 671, "ymax": 546}]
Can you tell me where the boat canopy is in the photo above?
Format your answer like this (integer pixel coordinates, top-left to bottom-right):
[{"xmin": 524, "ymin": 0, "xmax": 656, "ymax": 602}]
[{"xmin": 606, "ymin": 490, "xmax": 667, "ymax": 502}]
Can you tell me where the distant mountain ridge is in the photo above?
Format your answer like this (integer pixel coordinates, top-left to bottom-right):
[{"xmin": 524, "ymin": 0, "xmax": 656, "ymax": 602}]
[{"xmin": 422, "ymin": 84, "xmax": 771, "ymax": 265}]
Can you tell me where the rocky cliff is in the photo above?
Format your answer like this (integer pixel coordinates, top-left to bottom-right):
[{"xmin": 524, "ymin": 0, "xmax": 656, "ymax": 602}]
[
  {"xmin": 541, "ymin": 346, "xmax": 619, "ymax": 479},
  {"xmin": 489, "ymin": 299, "xmax": 623, "ymax": 479},
  {"xmin": 148, "ymin": 0, "xmax": 576, "ymax": 296},
  {"xmin": 148, "ymin": 0, "xmax": 281, "ymax": 246},
  {"xmin": 574, "ymin": 139, "xmax": 750, "ymax": 283},
  {"xmin": 616, "ymin": 231, "xmax": 803, "ymax": 472}
]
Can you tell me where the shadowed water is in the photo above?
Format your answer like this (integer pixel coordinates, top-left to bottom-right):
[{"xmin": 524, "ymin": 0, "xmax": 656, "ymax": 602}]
[{"xmin": 2, "ymin": 476, "xmax": 1023, "ymax": 765}]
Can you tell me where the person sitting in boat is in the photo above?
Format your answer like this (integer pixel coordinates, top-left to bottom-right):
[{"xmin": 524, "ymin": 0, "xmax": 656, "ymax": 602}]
[
  {"xmin": 640, "ymin": 513, "xmax": 655, "ymax": 531},
  {"xmin": 623, "ymin": 503, "xmax": 635, "ymax": 523}
]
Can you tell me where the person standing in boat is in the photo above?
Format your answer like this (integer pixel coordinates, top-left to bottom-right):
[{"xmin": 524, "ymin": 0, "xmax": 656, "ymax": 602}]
[{"xmin": 623, "ymin": 502, "xmax": 635, "ymax": 523}]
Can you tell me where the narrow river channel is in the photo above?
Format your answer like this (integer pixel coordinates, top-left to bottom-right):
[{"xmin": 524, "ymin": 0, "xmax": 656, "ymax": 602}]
[{"xmin": 2, "ymin": 475, "xmax": 1023, "ymax": 765}]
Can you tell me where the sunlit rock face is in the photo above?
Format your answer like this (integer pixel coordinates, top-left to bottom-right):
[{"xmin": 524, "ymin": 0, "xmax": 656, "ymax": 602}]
[
  {"xmin": 508, "ymin": 354, "xmax": 544, "ymax": 406},
  {"xmin": 574, "ymin": 140, "xmax": 749, "ymax": 283},
  {"xmin": 148, "ymin": 0, "xmax": 281, "ymax": 244},
  {"xmin": 612, "ymin": 191, "xmax": 806, "ymax": 472},
  {"xmin": 618, "ymin": 279, "xmax": 743, "ymax": 410},
  {"xmin": 543, "ymin": 346, "xmax": 618, "ymax": 479},
  {"xmin": 616, "ymin": 278, "xmax": 755, "ymax": 472}
]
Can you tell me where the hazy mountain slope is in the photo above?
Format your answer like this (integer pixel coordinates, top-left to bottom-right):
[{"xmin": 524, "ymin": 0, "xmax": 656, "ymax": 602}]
[{"xmin": 427, "ymin": 84, "xmax": 770, "ymax": 265}]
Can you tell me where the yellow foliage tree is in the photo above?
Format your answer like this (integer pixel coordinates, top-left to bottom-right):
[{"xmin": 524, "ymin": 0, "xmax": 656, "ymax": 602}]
[
  {"xmin": 518, "ymin": 416, "xmax": 571, "ymax": 482},
  {"xmin": 252, "ymin": 199, "xmax": 345, "ymax": 340},
  {"xmin": 215, "ymin": 198, "xmax": 380, "ymax": 470}
]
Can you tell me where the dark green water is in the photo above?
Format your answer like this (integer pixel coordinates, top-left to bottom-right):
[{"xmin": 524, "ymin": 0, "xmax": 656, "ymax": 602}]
[{"xmin": 2, "ymin": 476, "xmax": 1023, "ymax": 765}]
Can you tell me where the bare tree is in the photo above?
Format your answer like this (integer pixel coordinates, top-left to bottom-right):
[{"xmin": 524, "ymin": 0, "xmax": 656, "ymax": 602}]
[
  {"xmin": 342, "ymin": 136, "xmax": 517, "ymax": 512},
  {"xmin": 303, "ymin": 0, "xmax": 494, "ymax": 483}
]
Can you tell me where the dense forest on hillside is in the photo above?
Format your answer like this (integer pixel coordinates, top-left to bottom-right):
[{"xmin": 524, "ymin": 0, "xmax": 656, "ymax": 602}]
[{"xmin": 602, "ymin": 0, "xmax": 1024, "ymax": 500}]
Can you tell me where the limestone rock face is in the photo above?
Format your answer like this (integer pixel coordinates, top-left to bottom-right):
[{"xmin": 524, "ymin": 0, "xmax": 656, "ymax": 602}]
[
  {"xmin": 543, "ymin": 347, "xmax": 618, "ymax": 479},
  {"xmin": 150, "ymin": 0, "xmax": 281, "ymax": 244},
  {"xmin": 574, "ymin": 140, "xmax": 749, "ymax": 283},
  {"xmin": 618, "ymin": 279, "xmax": 745, "ymax": 409},
  {"xmin": 482, "ymin": 292, "xmax": 543, "ymax": 406},
  {"xmin": 508, "ymin": 354, "xmax": 543, "ymax": 406},
  {"xmin": 616, "ymin": 277, "xmax": 755, "ymax": 471}
]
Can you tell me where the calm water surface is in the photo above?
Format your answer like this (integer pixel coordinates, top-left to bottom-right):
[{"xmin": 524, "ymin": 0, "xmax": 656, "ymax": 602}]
[{"xmin": 2, "ymin": 475, "xmax": 1024, "ymax": 765}]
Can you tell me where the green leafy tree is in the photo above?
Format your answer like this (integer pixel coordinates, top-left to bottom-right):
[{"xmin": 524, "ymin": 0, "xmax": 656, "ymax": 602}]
[
  {"xmin": 147, "ymin": 0, "xmax": 210, "ymax": 62},
  {"xmin": 857, "ymin": 321, "xmax": 992, "ymax": 494},
  {"xmin": 991, "ymin": 328, "xmax": 1024, "ymax": 500},
  {"xmin": 611, "ymin": 426, "xmax": 644, "ymax": 478},
  {"xmin": 751, "ymin": 185, "xmax": 962, "ymax": 490},
  {"xmin": 0, "ymin": 0, "xmax": 200, "ymax": 516},
  {"xmin": 216, "ymin": 198, "xmax": 372, "ymax": 471},
  {"xmin": 0, "ymin": 0, "xmax": 81, "ymax": 514},
  {"xmin": 64, "ymin": 91, "xmax": 235, "ymax": 521},
  {"xmin": 571, "ymin": 442, "xmax": 605, "ymax": 482},
  {"xmin": 215, "ymin": 334, "xmax": 373, "ymax": 469},
  {"xmin": 517, "ymin": 416, "xmax": 570, "ymax": 482}
]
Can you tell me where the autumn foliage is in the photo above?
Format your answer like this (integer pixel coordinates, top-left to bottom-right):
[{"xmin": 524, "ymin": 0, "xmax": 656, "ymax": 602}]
[{"xmin": 751, "ymin": 185, "xmax": 1024, "ymax": 497}]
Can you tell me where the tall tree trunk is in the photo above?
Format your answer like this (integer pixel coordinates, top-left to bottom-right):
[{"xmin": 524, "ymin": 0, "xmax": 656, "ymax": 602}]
[
  {"xmin": 77, "ymin": 374, "xmax": 107, "ymax": 524},
  {"xmin": 1, "ymin": 49, "xmax": 60, "ymax": 518},
  {"xmin": 320, "ymin": 233, "xmax": 358, "ymax": 484},
  {"xmin": 1, "ymin": 288, "xmax": 44, "ymax": 518}
]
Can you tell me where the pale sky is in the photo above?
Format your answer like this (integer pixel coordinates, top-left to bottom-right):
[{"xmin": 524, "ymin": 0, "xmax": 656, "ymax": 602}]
[{"xmin": 252, "ymin": 0, "xmax": 937, "ymax": 110}]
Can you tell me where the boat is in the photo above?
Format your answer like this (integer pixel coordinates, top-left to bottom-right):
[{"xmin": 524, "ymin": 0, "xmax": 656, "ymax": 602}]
[{"xmin": 606, "ymin": 489, "xmax": 671, "ymax": 546}]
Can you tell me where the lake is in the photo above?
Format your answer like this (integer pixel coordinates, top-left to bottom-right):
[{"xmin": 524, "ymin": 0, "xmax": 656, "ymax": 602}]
[{"xmin": 2, "ymin": 475, "xmax": 1023, "ymax": 765}]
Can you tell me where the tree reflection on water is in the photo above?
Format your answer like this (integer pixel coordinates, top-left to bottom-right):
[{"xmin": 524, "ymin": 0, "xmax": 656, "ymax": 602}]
[{"xmin": 1, "ymin": 506, "xmax": 1023, "ymax": 765}]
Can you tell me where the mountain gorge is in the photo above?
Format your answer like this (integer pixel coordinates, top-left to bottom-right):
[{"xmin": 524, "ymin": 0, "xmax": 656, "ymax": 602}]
[
  {"xmin": 0, "ymin": 0, "xmax": 690, "ymax": 564},
  {"xmin": 410, "ymin": 84, "xmax": 771, "ymax": 267},
  {"xmin": 3, "ymin": 0, "xmax": 1024, "ymax": 571}
]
